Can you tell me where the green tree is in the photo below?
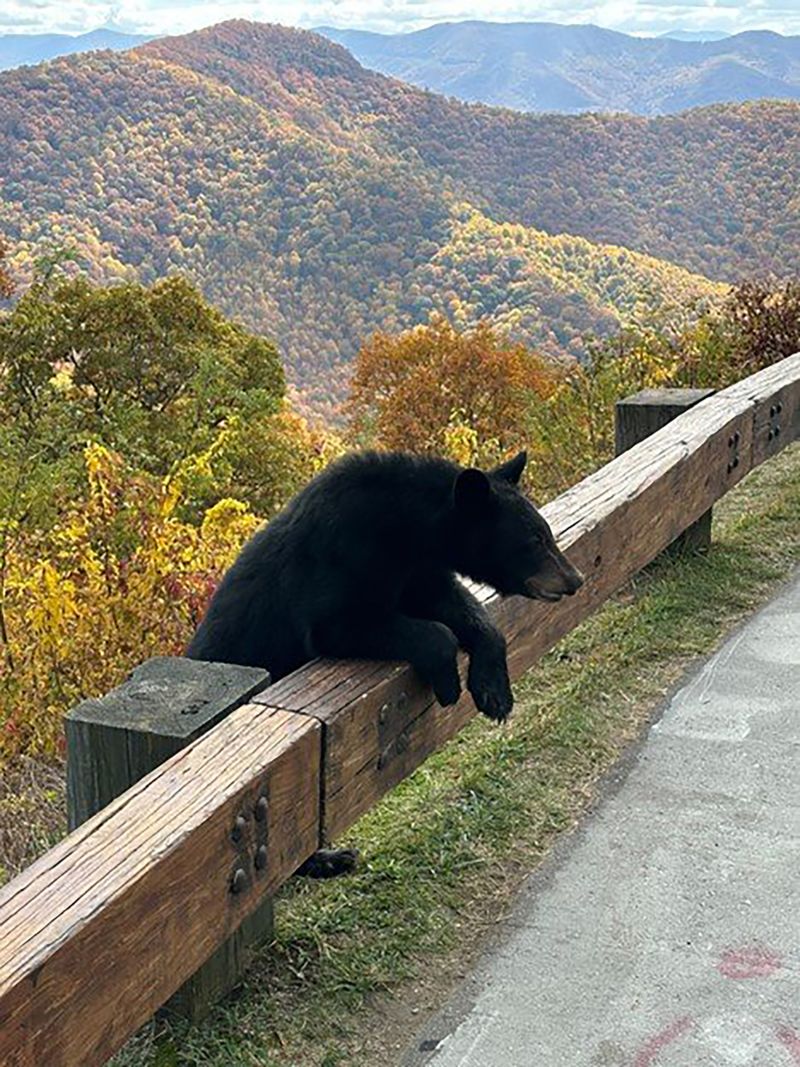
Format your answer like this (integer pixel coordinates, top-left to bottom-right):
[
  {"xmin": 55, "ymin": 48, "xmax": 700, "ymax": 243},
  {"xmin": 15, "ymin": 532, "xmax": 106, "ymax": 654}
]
[
  {"xmin": 0, "ymin": 237, "xmax": 12, "ymax": 299},
  {"xmin": 0, "ymin": 273, "xmax": 285, "ymax": 473}
]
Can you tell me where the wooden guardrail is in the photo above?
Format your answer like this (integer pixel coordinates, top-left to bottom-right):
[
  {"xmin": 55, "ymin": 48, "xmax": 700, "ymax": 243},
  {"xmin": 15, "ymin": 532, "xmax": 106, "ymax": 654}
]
[{"xmin": 1, "ymin": 353, "xmax": 799, "ymax": 1067}]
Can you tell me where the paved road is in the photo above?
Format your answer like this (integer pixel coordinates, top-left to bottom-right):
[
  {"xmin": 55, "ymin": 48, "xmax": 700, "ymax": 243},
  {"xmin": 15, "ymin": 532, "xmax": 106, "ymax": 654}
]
[{"xmin": 403, "ymin": 572, "xmax": 800, "ymax": 1067}]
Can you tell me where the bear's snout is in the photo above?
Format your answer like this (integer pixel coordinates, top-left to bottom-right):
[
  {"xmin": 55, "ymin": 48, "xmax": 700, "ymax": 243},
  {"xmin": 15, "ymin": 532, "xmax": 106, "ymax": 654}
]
[
  {"xmin": 524, "ymin": 550, "xmax": 584, "ymax": 601},
  {"xmin": 562, "ymin": 566, "xmax": 585, "ymax": 596}
]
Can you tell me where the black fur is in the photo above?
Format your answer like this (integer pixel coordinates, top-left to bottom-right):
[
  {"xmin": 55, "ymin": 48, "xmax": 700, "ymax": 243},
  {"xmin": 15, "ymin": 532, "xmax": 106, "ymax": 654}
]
[{"xmin": 187, "ymin": 450, "xmax": 583, "ymax": 876}]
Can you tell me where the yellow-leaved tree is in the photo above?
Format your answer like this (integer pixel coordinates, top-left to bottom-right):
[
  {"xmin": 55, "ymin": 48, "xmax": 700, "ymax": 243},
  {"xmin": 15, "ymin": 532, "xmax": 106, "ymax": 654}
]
[{"xmin": 0, "ymin": 442, "xmax": 260, "ymax": 762}]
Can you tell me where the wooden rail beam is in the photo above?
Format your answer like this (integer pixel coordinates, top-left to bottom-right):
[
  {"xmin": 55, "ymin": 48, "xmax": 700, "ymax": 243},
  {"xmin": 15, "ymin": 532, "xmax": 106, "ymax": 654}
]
[
  {"xmin": 0, "ymin": 353, "xmax": 798, "ymax": 1067},
  {"xmin": 65, "ymin": 657, "xmax": 275, "ymax": 1023},
  {"xmin": 0, "ymin": 706, "xmax": 319, "ymax": 1067}
]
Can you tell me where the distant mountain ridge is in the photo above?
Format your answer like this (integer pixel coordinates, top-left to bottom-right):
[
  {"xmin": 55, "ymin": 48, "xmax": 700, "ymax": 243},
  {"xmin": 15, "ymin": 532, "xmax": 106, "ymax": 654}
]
[
  {"xmin": 0, "ymin": 28, "xmax": 153, "ymax": 71},
  {"xmin": 659, "ymin": 30, "xmax": 730, "ymax": 43},
  {"xmin": 318, "ymin": 21, "xmax": 800, "ymax": 115},
  {"xmin": 1, "ymin": 22, "xmax": 798, "ymax": 411}
]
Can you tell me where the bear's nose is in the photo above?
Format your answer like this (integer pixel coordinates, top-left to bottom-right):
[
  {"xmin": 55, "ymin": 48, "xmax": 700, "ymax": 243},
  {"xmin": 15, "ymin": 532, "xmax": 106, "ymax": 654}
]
[{"xmin": 564, "ymin": 569, "xmax": 584, "ymax": 595}]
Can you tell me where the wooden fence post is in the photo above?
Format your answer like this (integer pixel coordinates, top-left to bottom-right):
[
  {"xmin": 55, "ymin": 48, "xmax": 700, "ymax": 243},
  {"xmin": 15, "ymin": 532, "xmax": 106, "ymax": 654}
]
[
  {"xmin": 615, "ymin": 387, "xmax": 716, "ymax": 554},
  {"xmin": 65, "ymin": 656, "xmax": 273, "ymax": 1022}
]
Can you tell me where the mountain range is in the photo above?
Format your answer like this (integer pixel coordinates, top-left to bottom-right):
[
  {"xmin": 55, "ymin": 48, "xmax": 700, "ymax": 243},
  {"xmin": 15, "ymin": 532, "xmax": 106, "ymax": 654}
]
[
  {"xmin": 319, "ymin": 22, "xmax": 800, "ymax": 115},
  {"xmin": 660, "ymin": 31, "xmax": 730, "ymax": 43},
  {"xmin": 0, "ymin": 29, "xmax": 153, "ymax": 71},
  {"xmin": 1, "ymin": 21, "xmax": 798, "ymax": 413},
  {"xmin": 1, "ymin": 21, "xmax": 794, "ymax": 117}
]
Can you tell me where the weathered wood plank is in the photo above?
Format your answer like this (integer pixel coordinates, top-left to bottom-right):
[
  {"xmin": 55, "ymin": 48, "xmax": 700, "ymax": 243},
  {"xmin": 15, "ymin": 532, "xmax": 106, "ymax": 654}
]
[
  {"xmin": 258, "ymin": 353, "xmax": 800, "ymax": 841},
  {"xmin": 615, "ymin": 386, "xmax": 716, "ymax": 553},
  {"xmin": 614, "ymin": 387, "xmax": 716, "ymax": 453},
  {"xmin": 0, "ymin": 706, "xmax": 320, "ymax": 1067},
  {"xmin": 66, "ymin": 657, "xmax": 270, "ymax": 830},
  {"xmin": 65, "ymin": 657, "xmax": 275, "ymax": 1023}
]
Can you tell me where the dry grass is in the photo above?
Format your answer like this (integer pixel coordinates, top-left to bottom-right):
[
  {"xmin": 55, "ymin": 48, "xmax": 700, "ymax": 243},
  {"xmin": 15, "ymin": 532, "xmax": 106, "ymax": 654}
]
[{"xmin": 0, "ymin": 755, "xmax": 65, "ymax": 885}]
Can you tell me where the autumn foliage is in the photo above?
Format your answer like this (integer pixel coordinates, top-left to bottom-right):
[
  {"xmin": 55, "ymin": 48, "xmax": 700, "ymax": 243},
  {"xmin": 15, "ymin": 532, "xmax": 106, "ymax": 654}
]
[
  {"xmin": 349, "ymin": 316, "xmax": 560, "ymax": 465},
  {"xmin": 0, "ymin": 264, "xmax": 338, "ymax": 765},
  {"xmin": 0, "ymin": 250, "xmax": 798, "ymax": 770},
  {"xmin": 0, "ymin": 237, "xmax": 12, "ymax": 299},
  {"xmin": 0, "ymin": 443, "xmax": 260, "ymax": 762},
  {"xmin": 347, "ymin": 283, "xmax": 800, "ymax": 501},
  {"xmin": 2, "ymin": 21, "xmax": 798, "ymax": 412}
]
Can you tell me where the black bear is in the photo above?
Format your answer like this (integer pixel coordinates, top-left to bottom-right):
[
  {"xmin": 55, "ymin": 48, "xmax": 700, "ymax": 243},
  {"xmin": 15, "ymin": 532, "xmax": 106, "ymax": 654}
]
[{"xmin": 187, "ymin": 449, "xmax": 583, "ymax": 876}]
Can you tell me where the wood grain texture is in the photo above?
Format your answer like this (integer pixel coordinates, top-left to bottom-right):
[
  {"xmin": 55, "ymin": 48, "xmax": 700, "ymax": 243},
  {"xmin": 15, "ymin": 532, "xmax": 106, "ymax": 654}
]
[
  {"xmin": 257, "ymin": 353, "xmax": 800, "ymax": 840},
  {"xmin": 615, "ymin": 386, "xmax": 715, "ymax": 553},
  {"xmin": 1, "ymin": 354, "xmax": 798, "ymax": 1067},
  {"xmin": 0, "ymin": 705, "xmax": 319, "ymax": 1067},
  {"xmin": 65, "ymin": 657, "xmax": 274, "ymax": 1023},
  {"xmin": 614, "ymin": 387, "xmax": 715, "ymax": 455}
]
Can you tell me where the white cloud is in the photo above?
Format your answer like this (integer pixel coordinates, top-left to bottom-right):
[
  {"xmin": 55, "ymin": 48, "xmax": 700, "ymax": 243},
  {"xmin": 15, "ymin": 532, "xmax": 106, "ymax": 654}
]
[{"xmin": 1, "ymin": 0, "xmax": 799, "ymax": 38}]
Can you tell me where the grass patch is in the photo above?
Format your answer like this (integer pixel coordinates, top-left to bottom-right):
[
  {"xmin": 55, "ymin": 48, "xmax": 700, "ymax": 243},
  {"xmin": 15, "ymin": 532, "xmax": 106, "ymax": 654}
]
[
  {"xmin": 0, "ymin": 757, "xmax": 65, "ymax": 886},
  {"xmin": 105, "ymin": 443, "xmax": 800, "ymax": 1067}
]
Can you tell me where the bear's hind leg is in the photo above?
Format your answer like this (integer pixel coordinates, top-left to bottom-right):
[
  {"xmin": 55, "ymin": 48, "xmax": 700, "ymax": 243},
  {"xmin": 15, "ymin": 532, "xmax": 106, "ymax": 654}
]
[{"xmin": 296, "ymin": 848, "xmax": 360, "ymax": 879}]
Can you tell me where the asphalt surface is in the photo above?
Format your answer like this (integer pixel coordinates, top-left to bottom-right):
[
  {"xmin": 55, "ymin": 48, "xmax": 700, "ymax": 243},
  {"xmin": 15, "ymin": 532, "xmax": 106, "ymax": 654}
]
[{"xmin": 402, "ymin": 572, "xmax": 800, "ymax": 1067}]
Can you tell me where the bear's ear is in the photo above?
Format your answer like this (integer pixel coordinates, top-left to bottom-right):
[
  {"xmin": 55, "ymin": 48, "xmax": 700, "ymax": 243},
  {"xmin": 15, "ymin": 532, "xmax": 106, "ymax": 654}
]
[
  {"xmin": 492, "ymin": 450, "xmax": 527, "ymax": 485},
  {"xmin": 454, "ymin": 468, "xmax": 491, "ymax": 514}
]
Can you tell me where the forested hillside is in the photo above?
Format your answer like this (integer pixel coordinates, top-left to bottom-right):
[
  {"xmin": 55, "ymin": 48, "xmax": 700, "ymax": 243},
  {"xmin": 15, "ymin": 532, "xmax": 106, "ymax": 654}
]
[
  {"xmin": 320, "ymin": 22, "xmax": 800, "ymax": 116},
  {"xmin": 1, "ymin": 21, "xmax": 797, "ymax": 407},
  {"xmin": 377, "ymin": 208, "xmax": 723, "ymax": 364}
]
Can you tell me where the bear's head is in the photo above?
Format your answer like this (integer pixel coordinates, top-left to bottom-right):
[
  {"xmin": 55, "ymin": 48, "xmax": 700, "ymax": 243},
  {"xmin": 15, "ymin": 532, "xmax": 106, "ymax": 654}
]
[{"xmin": 452, "ymin": 451, "xmax": 584, "ymax": 602}]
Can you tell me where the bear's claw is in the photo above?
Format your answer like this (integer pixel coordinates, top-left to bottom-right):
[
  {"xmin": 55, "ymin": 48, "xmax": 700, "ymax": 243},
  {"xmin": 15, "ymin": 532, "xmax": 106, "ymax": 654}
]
[{"xmin": 468, "ymin": 657, "xmax": 514, "ymax": 722}]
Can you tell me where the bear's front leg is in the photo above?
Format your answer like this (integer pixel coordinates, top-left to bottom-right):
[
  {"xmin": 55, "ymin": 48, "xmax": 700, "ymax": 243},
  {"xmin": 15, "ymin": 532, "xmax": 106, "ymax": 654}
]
[
  {"xmin": 467, "ymin": 634, "xmax": 514, "ymax": 723},
  {"xmin": 402, "ymin": 572, "xmax": 514, "ymax": 721},
  {"xmin": 313, "ymin": 613, "xmax": 462, "ymax": 707}
]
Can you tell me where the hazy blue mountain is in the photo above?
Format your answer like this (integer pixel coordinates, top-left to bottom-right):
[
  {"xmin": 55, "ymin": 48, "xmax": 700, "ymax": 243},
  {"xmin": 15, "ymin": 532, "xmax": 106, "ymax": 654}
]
[
  {"xmin": 659, "ymin": 30, "xmax": 730, "ymax": 43},
  {"xmin": 0, "ymin": 28, "xmax": 153, "ymax": 71},
  {"xmin": 318, "ymin": 22, "xmax": 800, "ymax": 115}
]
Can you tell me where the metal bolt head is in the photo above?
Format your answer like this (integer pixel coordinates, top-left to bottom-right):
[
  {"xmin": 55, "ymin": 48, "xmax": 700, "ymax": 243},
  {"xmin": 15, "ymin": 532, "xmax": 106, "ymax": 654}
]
[
  {"xmin": 255, "ymin": 845, "xmax": 268, "ymax": 871},
  {"xmin": 231, "ymin": 868, "xmax": 247, "ymax": 894},
  {"xmin": 255, "ymin": 795, "xmax": 268, "ymax": 823},
  {"xmin": 231, "ymin": 814, "xmax": 247, "ymax": 843}
]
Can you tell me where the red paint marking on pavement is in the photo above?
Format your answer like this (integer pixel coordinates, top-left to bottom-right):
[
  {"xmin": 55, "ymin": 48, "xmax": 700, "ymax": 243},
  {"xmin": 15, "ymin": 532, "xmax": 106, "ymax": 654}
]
[
  {"xmin": 633, "ymin": 1016, "xmax": 693, "ymax": 1066},
  {"xmin": 776, "ymin": 1025, "xmax": 800, "ymax": 1064},
  {"xmin": 717, "ymin": 945, "xmax": 782, "ymax": 980}
]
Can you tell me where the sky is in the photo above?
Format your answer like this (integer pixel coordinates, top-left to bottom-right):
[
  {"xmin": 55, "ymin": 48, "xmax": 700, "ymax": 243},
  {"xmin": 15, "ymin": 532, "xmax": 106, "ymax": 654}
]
[{"xmin": 2, "ymin": 0, "xmax": 800, "ymax": 39}]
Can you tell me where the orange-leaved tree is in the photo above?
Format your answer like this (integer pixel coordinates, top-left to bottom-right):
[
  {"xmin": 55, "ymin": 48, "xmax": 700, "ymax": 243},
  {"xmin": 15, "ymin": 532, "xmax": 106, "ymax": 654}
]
[{"xmin": 347, "ymin": 315, "xmax": 561, "ymax": 470}]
